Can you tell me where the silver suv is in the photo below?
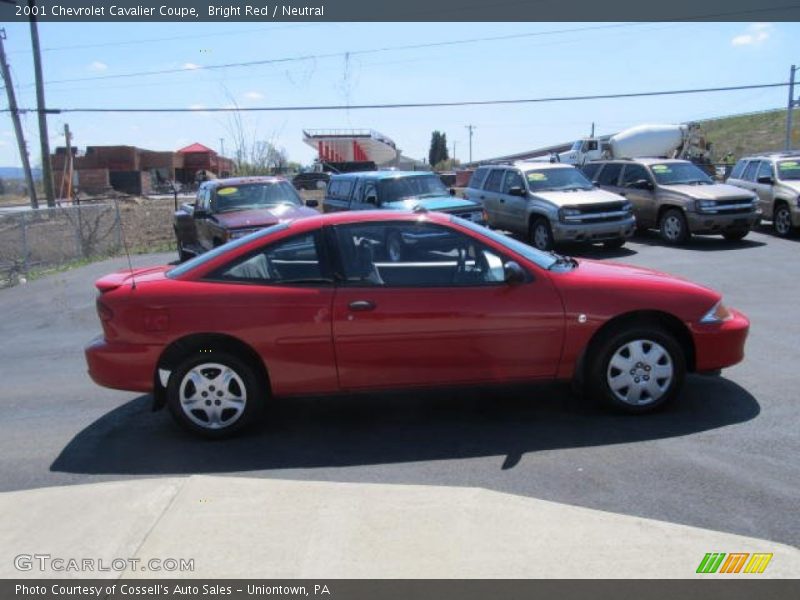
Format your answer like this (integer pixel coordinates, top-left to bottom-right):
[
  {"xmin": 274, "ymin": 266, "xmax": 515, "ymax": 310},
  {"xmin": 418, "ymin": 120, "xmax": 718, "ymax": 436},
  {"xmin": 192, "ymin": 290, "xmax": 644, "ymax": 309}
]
[
  {"xmin": 725, "ymin": 153, "xmax": 800, "ymax": 237},
  {"xmin": 464, "ymin": 163, "xmax": 635, "ymax": 251},
  {"xmin": 584, "ymin": 158, "xmax": 759, "ymax": 245}
]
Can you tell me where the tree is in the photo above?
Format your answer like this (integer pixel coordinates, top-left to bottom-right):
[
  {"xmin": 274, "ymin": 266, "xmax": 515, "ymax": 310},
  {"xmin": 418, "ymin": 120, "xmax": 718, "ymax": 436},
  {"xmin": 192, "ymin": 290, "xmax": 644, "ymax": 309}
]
[{"xmin": 428, "ymin": 131, "xmax": 449, "ymax": 167}]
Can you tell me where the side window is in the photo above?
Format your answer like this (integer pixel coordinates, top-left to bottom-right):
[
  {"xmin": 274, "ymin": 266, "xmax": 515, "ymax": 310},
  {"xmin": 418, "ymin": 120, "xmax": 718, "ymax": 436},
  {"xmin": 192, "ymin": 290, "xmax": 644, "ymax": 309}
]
[
  {"xmin": 742, "ymin": 161, "xmax": 760, "ymax": 182},
  {"xmin": 363, "ymin": 182, "xmax": 379, "ymax": 205},
  {"xmin": 729, "ymin": 160, "xmax": 748, "ymax": 180},
  {"xmin": 596, "ymin": 163, "xmax": 623, "ymax": 186},
  {"xmin": 334, "ymin": 222, "xmax": 508, "ymax": 287},
  {"xmin": 502, "ymin": 170, "xmax": 524, "ymax": 193},
  {"xmin": 756, "ymin": 161, "xmax": 773, "ymax": 181},
  {"xmin": 581, "ymin": 163, "xmax": 602, "ymax": 181},
  {"xmin": 586, "ymin": 140, "xmax": 599, "ymax": 151},
  {"xmin": 484, "ymin": 169, "xmax": 505, "ymax": 193},
  {"xmin": 469, "ymin": 167, "xmax": 489, "ymax": 190},
  {"xmin": 211, "ymin": 232, "xmax": 328, "ymax": 285},
  {"xmin": 351, "ymin": 178, "xmax": 365, "ymax": 204},
  {"xmin": 620, "ymin": 164, "xmax": 651, "ymax": 186}
]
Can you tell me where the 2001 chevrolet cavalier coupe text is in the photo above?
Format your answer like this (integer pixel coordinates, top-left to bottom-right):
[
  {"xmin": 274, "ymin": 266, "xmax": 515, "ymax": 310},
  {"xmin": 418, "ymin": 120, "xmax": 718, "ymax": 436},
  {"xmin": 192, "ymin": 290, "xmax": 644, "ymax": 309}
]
[{"xmin": 85, "ymin": 211, "xmax": 749, "ymax": 437}]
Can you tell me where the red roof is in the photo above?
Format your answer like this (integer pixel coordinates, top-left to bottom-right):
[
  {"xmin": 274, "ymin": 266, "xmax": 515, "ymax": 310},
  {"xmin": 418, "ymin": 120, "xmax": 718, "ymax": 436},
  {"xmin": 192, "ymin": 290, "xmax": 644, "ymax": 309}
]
[{"xmin": 177, "ymin": 143, "xmax": 216, "ymax": 154}]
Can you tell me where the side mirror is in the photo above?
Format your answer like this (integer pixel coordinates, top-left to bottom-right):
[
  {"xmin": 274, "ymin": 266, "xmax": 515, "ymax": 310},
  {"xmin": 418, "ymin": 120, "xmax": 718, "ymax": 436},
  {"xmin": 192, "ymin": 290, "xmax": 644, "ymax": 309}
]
[
  {"xmin": 193, "ymin": 207, "xmax": 208, "ymax": 219},
  {"xmin": 756, "ymin": 175, "xmax": 773, "ymax": 185},
  {"xmin": 305, "ymin": 199, "xmax": 319, "ymax": 208},
  {"xmin": 508, "ymin": 186, "xmax": 526, "ymax": 197},
  {"xmin": 449, "ymin": 188, "xmax": 456, "ymax": 196},
  {"xmin": 628, "ymin": 179, "xmax": 653, "ymax": 190},
  {"xmin": 503, "ymin": 261, "xmax": 526, "ymax": 285}
]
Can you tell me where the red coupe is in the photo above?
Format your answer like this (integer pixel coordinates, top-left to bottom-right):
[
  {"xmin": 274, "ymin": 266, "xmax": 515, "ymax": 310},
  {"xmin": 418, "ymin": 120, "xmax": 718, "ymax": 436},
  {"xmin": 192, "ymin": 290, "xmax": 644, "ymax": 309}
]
[{"xmin": 86, "ymin": 211, "xmax": 749, "ymax": 437}]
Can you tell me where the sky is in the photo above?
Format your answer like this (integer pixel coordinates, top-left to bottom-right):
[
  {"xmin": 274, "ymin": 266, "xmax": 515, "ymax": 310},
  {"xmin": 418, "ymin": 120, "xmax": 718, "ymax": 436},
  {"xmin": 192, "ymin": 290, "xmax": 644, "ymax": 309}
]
[{"xmin": 0, "ymin": 21, "xmax": 798, "ymax": 168}]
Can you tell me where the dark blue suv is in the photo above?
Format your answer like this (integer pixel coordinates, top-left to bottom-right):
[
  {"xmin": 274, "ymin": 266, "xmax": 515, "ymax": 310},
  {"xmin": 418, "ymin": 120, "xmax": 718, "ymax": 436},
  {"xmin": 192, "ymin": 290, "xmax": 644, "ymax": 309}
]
[{"xmin": 323, "ymin": 171, "xmax": 486, "ymax": 225}]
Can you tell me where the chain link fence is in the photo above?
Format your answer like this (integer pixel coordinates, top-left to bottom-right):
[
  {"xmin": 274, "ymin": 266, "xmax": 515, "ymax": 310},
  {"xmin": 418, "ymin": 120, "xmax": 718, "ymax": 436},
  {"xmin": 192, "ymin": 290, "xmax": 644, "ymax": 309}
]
[{"xmin": 0, "ymin": 203, "xmax": 124, "ymax": 287}]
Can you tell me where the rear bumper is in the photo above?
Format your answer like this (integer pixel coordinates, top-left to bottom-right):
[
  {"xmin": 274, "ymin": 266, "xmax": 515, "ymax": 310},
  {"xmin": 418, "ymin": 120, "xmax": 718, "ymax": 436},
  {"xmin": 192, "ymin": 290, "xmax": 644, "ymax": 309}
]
[
  {"xmin": 552, "ymin": 215, "xmax": 636, "ymax": 243},
  {"xmin": 686, "ymin": 210, "xmax": 760, "ymax": 234},
  {"xmin": 690, "ymin": 309, "xmax": 750, "ymax": 372},
  {"xmin": 85, "ymin": 336, "xmax": 159, "ymax": 393}
]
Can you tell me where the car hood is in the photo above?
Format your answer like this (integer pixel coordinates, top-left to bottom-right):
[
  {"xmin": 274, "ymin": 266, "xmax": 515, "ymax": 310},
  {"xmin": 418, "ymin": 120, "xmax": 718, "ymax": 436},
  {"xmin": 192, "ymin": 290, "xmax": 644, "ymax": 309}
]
[
  {"xmin": 532, "ymin": 188, "xmax": 625, "ymax": 207},
  {"xmin": 662, "ymin": 183, "xmax": 754, "ymax": 201},
  {"xmin": 383, "ymin": 196, "xmax": 480, "ymax": 212},
  {"xmin": 213, "ymin": 205, "xmax": 317, "ymax": 229},
  {"xmin": 777, "ymin": 180, "xmax": 800, "ymax": 194}
]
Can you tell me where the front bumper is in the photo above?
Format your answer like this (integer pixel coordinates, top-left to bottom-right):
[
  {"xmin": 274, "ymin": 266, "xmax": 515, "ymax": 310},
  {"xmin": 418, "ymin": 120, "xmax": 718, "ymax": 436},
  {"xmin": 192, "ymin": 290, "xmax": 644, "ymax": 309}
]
[
  {"xmin": 690, "ymin": 309, "xmax": 750, "ymax": 372},
  {"xmin": 686, "ymin": 210, "xmax": 760, "ymax": 234},
  {"xmin": 552, "ymin": 215, "xmax": 636, "ymax": 243},
  {"xmin": 85, "ymin": 335, "xmax": 160, "ymax": 393}
]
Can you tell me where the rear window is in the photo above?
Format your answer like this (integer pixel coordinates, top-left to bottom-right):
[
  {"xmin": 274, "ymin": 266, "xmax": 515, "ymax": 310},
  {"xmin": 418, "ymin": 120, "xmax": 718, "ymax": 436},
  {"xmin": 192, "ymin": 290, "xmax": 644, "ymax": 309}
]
[
  {"xmin": 484, "ymin": 169, "xmax": 505, "ymax": 192},
  {"xmin": 729, "ymin": 160, "xmax": 748, "ymax": 180},
  {"xmin": 742, "ymin": 161, "xmax": 759, "ymax": 182},
  {"xmin": 581, "ymin": 163, "xmax": 602, "ymax": 181},
  {"xmin": 327, "ymin": 178, "xmax": 354, "ymax": 200},
  {"xmin": 596, "ymin": 163, "xmax": 623, "ymax": 186},
  {"xmin": 468, "ymin": 168, "xmax": 490, "ymax": 190}
]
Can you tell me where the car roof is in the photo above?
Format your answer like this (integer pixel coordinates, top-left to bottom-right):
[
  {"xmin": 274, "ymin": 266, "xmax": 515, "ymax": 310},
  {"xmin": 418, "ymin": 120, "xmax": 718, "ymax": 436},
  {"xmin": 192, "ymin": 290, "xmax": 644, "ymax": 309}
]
[
  {"xmin": 201, "ymin": 176, "xmax": 286, "ymax": 188},
  {"xmin": 477, "ymin": 162, "xmax": 577, "ymax": 171},
  {"xmin": 329, "ymin": 170, "xmax": 437, "ymax": 180},
  {"xmin": 739, "ymin": 153, "xmax": 800, "ymax": 161},
  {"xmin": 282, "ymin": 209, "xmax": 453, "ymax": 232}
]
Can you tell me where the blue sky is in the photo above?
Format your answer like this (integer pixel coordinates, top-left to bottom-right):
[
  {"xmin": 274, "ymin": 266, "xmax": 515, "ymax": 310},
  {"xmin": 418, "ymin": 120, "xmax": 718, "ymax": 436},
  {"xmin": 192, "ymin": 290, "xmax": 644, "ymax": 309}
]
[{"xmin": 0, "ymin": 21, "xmax": 798, "ymax": 168}]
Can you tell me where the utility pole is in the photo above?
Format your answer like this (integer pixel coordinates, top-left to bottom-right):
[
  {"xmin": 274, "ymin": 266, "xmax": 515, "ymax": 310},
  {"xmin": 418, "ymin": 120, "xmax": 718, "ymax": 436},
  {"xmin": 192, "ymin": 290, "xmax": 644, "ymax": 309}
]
[
  {"xmin": 786, "ymin": 64, "xmax": 798, "ymax": 152},
  {"xmin": 62, "ymin": 123, "xmax": 73, "ymax": 202},
  {"xmin": 465, "ymin": 124, "xmax": 475, "ymax": 163},
  {"xmin": 29, "ymin": 0, "xmax": 55, "ymax": 207},
  {"xmin": 452, "ymin": 140, "xmax": 456, "ymax": 163},
  {"xmin": 0, "ymin": 28, "xmax": 38, "ymax": 209}
]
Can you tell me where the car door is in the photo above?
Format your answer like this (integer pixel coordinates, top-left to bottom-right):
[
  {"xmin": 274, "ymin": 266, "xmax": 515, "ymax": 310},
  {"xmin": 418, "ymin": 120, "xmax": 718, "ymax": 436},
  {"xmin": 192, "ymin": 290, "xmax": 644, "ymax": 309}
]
[
  {"xmin": 349, "ymin": 178, "xmax": 379, "ymax": 211},
  {"xmin": 481, "ymin": 168, "xmax": 507, "ymax": 228},
  {"xmin": 323, "ymin": 177, "xmax": 353, "ymax": 213},
  {"xmin": 329, "ymin": 220, "xmax": 565, "ymax": 390},
  {"xmin": 195, "ymin": 186, "xmax": 215, "ymax": 251},
  {"xmin": 203, "ymin": 229, "xmax": 338, "ymax": 395},
  {"xmin": 501, "ymin": 168, "xmax": 528, "ymax": 234},
  {"xmin": 752, "ymin": 160, "xmax": 776, "ymax": 215},
  {"xmin": 619, "ymin": 163, "xmax": 657, "ymax": 227}
]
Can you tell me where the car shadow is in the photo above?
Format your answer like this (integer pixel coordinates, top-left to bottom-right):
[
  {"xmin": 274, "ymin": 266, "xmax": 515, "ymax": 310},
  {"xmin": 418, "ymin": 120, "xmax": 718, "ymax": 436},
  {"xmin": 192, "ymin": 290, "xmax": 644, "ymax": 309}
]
[
  {"xmin": 753, "ymin": 223, "xmax": 800, "ymax": 242},
  {"xmin": 51, "ymin": 375, "xmax": 759, "ymax": 476},
  {"xmin": 631, "ymin": 229, "xmax": 767, "ymax": 251}
]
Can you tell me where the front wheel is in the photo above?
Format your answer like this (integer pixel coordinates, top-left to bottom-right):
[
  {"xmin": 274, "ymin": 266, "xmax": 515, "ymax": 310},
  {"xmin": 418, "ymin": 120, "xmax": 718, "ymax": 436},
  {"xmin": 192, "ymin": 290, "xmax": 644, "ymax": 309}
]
[
  {"xmin": 167, "ymin": 352, "xmax": 264, "ymax": 438},
  {"xmin": 586, "ymin": 326, "xmax": 685, "ymax": 413},
  {"xmin": 773, "ymin": 204, "xmax": 793, "ymax": 237},
  {"xmin": 529, "ymin": 217, "xmax": 555, "ymax": 251},
  {"xmin": 659, "ymin": 208, "xmax": 690, "ymax": 245}
]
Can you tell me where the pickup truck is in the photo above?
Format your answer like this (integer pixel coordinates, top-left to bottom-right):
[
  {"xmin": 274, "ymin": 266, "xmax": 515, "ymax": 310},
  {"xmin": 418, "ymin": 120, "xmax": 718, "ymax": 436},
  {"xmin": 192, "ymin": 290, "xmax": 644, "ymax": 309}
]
[{"xmin": 173, "ymin": 176, "xmax": 319, "ymax": 261}]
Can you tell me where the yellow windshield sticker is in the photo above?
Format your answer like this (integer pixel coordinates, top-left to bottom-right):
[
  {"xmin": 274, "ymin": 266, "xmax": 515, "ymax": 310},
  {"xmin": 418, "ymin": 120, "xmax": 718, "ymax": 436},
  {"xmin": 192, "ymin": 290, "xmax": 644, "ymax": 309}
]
[
  {"xmin": 528, "ymin": 173, "xmax": 547, "ymax": 181},
  {"xmin": 651, "ymin": 165, "xmax": 670, "ymax": 172},
  {"xmin": 778, "ymin": 161, "xmax": 799, "ymax": 170},
  {"xmin": 217, "ymin": 187, "xmax": 238, "ymax": 196}
]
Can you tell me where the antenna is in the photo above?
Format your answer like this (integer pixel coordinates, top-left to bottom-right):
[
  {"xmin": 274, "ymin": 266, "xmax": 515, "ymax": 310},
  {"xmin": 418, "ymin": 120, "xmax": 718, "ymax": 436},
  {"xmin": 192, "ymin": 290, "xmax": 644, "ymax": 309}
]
[{"xmin": 114, "ymin": 199, "xmax": 137, "ymax": 290}]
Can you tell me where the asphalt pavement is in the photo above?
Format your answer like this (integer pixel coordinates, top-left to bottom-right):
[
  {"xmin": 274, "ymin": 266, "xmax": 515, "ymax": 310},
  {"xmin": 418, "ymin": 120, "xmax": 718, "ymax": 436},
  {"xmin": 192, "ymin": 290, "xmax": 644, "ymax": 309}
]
[{"xmin": 1, "ymin": 226, "xmax": 798, "ymax": 547}]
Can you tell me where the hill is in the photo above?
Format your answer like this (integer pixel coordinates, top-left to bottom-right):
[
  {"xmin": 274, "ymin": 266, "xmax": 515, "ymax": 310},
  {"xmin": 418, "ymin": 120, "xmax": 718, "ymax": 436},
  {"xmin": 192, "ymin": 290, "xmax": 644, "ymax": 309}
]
[{"xmin": 699, "ymin": 107, "xmax": 799, "ymax": 160}]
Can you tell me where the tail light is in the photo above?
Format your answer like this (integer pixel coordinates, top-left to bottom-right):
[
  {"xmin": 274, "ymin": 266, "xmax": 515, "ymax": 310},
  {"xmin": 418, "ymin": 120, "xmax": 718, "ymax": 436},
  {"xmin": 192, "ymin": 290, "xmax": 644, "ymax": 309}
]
[{"xmin": 96, "ymin": 298, "xmax": 114, "ymax": 322}]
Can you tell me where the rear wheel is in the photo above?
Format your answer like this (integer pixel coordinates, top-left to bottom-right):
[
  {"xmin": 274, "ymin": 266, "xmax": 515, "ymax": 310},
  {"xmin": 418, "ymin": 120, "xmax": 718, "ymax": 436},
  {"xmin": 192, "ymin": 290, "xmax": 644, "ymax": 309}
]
[
  {"xmin": 167, "ymin": 352, "xmax": 264, "ymax": 438},
  {"xmin": 773, "ymin": 203, "xmax": 793, "ymax": 237},
  {"xmin": 722, "ymin": 230, "xmax": 749, "ymax": 242},
  {"xmin": 659, "ymin": 208, "xmax": 690, "ymax": 245},
  {"xmin": 529, "ymin": 217, "xmax": 554, "ymax": 251},
  {"xmin": 586, "ymin": 326, "xmax": 685, "ymax": 413}
]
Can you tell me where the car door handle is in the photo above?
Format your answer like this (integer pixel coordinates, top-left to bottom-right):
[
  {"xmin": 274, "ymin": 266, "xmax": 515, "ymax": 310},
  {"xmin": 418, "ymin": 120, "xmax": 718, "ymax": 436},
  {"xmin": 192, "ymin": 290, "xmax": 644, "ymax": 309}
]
[{"xmin": 348, "ymin": 300, "xmax": 376, "ymax": 312}]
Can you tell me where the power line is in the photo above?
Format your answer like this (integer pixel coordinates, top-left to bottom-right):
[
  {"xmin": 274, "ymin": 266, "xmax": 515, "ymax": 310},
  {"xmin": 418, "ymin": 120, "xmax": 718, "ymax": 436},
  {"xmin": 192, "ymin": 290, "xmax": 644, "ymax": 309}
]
[{"xmin": 4, "ymin": 81, "xmax": 790, "ymax": 114}]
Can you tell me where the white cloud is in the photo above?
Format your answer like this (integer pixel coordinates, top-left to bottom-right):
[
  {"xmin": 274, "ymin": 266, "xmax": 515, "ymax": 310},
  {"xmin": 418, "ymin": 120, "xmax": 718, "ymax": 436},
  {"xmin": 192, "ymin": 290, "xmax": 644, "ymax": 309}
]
[
  {"xmin": 731, "ymin": 23, "xmax": 772, "ymax": 46},
  {"xmin": 183, "ymin": 62, "xmax": 201, "ymax": 70},
  {"xmin": 88, "ymin": 61, "xmax": 108, "ymax": 72},
  {"xmin": 244, "ymin": 91, "xmax": 264, "ymax": 100}
]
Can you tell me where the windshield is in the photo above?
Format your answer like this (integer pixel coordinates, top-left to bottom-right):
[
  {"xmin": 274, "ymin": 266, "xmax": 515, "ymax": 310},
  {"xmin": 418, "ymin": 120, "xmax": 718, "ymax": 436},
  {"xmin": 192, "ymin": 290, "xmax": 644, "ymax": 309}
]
[
  {"xmin": 378, "ymin": 175, "xmax": 448, "ymax": 203},
  {"xmin": 776, "ymin": 160, "xmax": 800, "ymax": 181},
  {"xmin": 452, "ymin": 217, "xmax": 558, "ymax": 270},
  {"xmin": 213, "ymin": 182, "xmax": 302, "ymax": 213},
  {"xmin": 649, "ymin": 162, "xmax": 712, "ymax": 185},
  {"xmin": 570, "ymin": 140, "xmax": 583, "ymax": 152},
  {"xmin": 525, "ymin": 168, "xmax": 593, "ymax": 192}
]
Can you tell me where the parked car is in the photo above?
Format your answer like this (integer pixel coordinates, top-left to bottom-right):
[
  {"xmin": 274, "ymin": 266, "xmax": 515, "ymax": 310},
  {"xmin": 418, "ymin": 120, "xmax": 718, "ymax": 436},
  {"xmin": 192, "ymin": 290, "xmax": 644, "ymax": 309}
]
[
  {"xmin": 583, "ymin": 158, "xmax": 760, "ymax": 245},
  {"xmin": 173, "ymin": 176, "xmax": 319, "ymax": 261},
  {"xmin": 86, "ymin": 210, "xmax": 749, "ymax": 438},
  {"xmin": 323, "ymin": 170, "xmax": 486, "ymax": 227},
  {"xmin": 725, "ymin": 152, "xmax": 800, "ymax": 237},
  {"xmin": 292, "ymin": 171, "xmax": 330, "ymax": 191},
  {"xmin": 464, "ymin": 163, "xmax": 635, "ymax": 251}
]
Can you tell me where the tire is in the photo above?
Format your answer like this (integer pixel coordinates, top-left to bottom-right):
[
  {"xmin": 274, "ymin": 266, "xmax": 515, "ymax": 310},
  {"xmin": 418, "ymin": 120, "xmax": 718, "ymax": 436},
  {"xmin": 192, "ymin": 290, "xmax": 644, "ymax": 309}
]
[
  {"xmin": 722, "ymin": 230, "xmax": 749, "ymax": 242},
  {"xmin": 386, "ymin": 230, "xmax": 404, "ymax": 262},
  {"xmin": 585, "ymin": 326, "xmax": 685, "ymax": 414},
  {"xmin": 773, "ymin": 203, "xmax": 793, "ymax": 237},
  {"xmin": 659, "ymin": 208, "xmax": 690, "ymax": 245},
  {"xmin": 603, "ymin": 238, "xmax": 626, "ymax": 250},
  {"xmin": 529, "ymin": 217, "xmax": 555, "ymax": 251},
  {"xmin": 167, "ymin": 351, "xmax": 265, "ymax": 438}
]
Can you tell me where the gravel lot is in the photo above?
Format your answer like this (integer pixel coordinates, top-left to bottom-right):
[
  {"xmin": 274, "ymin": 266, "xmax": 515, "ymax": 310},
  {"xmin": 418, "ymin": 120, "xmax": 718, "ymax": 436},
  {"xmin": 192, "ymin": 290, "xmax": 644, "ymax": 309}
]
[{"xmin": 0, "ymin": 225, "xmax": 798, "ymax": 546}]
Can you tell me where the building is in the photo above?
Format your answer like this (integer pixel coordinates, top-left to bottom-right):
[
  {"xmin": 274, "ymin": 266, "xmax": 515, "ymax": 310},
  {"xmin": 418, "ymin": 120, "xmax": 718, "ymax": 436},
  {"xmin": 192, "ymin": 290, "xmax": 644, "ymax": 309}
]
[{"xmin": 176, "ymin": 143, "xmax": 234, "ymax": 182}]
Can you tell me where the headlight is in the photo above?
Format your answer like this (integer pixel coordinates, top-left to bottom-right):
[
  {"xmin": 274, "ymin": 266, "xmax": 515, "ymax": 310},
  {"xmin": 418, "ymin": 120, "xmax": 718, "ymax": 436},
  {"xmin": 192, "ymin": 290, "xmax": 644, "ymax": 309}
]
[
  {"xmin": 622, "ymin": 201, "xmax": 633, "ymax": 212},
  {"xmin": 700, "ymin": 300, "xmax": 733, "ymax": 324},
  {"xmin": 695, "ymin": 199, "xmax": 716, "ymax": 213},
  {"xmin": 559, "ymin": 207, "xmax": 581, "ymax": 221}
]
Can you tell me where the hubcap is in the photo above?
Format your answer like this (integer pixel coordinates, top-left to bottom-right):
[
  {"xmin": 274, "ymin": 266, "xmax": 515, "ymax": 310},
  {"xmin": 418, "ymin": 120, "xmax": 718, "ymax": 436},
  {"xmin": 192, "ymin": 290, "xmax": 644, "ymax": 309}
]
[
  {"xmin": 663, "ymin": 215, "xmax": 682, "ymax": 240},
  {"xmin": 179, "ymin": 363, "xmax": 247, "ymax": 430},
  {"xmin": 775, "ymin": 208, "xmax": 791, "ymax": 235},
  {"xmin": 606, "ymin": 339, "xmax": 673, "ymax": 406},
  {"xmin": 533, "ymin": 224, "xmax": 550, "ymax": 249}
]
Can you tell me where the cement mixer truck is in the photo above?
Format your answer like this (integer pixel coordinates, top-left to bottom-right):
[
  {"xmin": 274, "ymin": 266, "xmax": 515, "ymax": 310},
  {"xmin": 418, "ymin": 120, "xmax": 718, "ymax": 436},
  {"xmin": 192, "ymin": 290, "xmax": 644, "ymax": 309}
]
[{"xmin": 552, "ymin": 123, "xmax": 710, "ymax": 166}]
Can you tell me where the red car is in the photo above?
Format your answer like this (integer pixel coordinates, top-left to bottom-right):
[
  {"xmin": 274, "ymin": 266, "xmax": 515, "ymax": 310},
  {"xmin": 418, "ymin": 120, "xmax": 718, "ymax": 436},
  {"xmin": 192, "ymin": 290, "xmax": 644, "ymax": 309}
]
[{"xmin": 85, "ymin": 211, "xmax": 749, "ymax": 438}]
